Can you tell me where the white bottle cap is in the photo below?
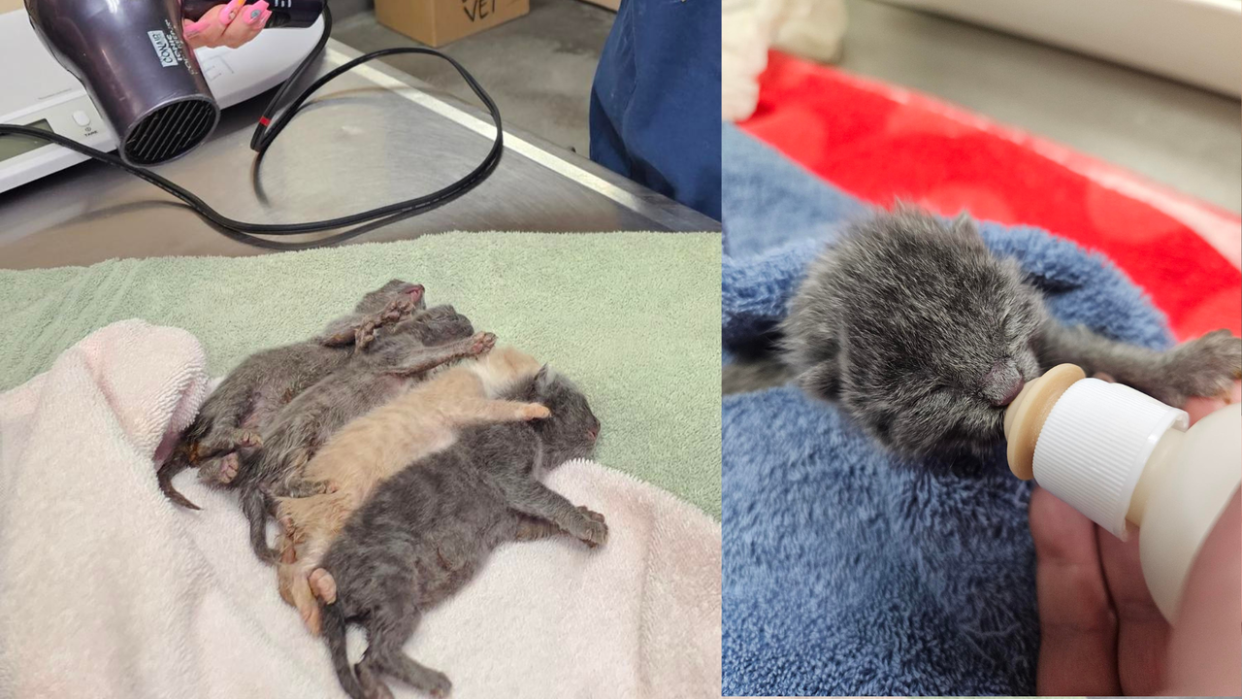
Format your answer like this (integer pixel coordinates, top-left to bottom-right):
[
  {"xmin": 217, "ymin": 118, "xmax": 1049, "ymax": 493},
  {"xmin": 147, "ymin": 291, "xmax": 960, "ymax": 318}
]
[{"xmin": 1033, "ymin": 378, "xmax": 1189, "ymax": 539}]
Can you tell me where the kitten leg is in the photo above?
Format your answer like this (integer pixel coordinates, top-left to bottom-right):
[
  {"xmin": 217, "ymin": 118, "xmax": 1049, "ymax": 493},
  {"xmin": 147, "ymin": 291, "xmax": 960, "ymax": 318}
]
[
  {"xmin": 281, "ymin": 477, "xmax": 337, "ymax": 498},
  {"xmin": 195, "ymin": 430, "xmax": 261, "ymax": 462},
  {"xmin": 242, "ymin": 486, "xmax": 279, "ymax": 563},
  {"xmin": 360, "ymin": 606, "xmax": 452, "ymax": 698},
  {"xmin": 355, "ymin": 662, "xmax": 396, "ymax": 699},
  {"xmin": 504, "ymin": 481, "xmax": 609, "ymax": 548},
  {"xmin": 513, "ymin": 515, "xmax": 561, "ymax": 541},
  {"xmin": 386, "ymin": 332, "xmax": 497, "ymax": 377},
  {"xmin": 321, "ymin": 294, "xmax": 420, "ymax": 351},
  {"xmin": 291, "ymin": 573, "xmax": 324, "ymax": 635},
  {"xmin": 454, "ymin": 399, "xmax": 551, "ymax": 425},
  {"xmin": 1036, "ymin": 323, "xmax": 1241, "ymax": 406}
]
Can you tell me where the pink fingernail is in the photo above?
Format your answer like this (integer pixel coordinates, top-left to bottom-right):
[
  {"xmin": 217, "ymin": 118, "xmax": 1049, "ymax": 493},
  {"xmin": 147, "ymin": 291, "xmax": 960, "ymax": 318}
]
[
  {"xmin": 259, "ymin": 8, "xmax": 272, "ymax": 25},
  {"xmin": 220, "ymin": 0, "xmax": 245, "ymax": 25},
  {"xmin": 243, "ymin": 1, "xmax": 269, "ymax": 25},
  {"xmin": 184, "ymin": 22, "xmax": 203, "ymax": 36}
]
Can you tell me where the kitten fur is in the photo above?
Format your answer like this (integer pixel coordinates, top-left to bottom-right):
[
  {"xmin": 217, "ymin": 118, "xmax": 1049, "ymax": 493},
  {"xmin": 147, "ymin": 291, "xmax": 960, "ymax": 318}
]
[
  {"xmin": 730, "ymin": 208, "xmax": 1242, "ymax": 460},
  {"xmin": 158, "ymin": 279, "xmax": 426, "ymax": 509},
  {"xmin": 318, "ymin": 368, "xmax": 603, "ymax": 699},
  {"xmin": 229, "ymin": 314, "xmax": 494, "ymax": 563},
  {"xmin": 275, "ymin": 345, "xmax": 549, "ymax": 635}
]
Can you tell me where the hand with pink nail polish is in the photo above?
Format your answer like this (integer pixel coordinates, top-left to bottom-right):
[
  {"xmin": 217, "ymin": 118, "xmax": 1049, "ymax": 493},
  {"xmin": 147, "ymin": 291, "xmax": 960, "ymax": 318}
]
[{"xmin": 182, "ymin": 0, "xmax": 269, "ymax": 50}]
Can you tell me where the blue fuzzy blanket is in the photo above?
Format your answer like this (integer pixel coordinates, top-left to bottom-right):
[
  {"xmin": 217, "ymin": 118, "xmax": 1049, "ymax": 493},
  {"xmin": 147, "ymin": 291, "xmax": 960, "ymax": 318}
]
[{"xmin": 721, "ymin": 124, "xmax": 1172, "ymax": 695}]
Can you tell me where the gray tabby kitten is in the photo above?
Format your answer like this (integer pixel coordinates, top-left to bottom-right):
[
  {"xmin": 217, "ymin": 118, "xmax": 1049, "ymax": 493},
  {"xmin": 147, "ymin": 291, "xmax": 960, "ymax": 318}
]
[
  {"xmin": 319, "ymin": 367, "xmax": 604, "ymax": 699},
  {"xmin": 159, "ymin": 279, "xmax": 426, "ymax": 509},
  {"xmin": 732, "ymin": 208, "xmax": 1242, "ymax": 459},
  {"xmin": 232, "ymin": 309, "xmax": 493, "ymax": 562}
]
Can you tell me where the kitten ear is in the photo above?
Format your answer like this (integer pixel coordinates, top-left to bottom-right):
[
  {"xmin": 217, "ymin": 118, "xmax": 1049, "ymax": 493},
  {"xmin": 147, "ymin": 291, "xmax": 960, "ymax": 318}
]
[
  {"xmin": 535, "ymin": 364, "xmax": 553, "ymax": 390},
  {"xmin": 950, "ymin": 212, "xmax": 978, "ymax": 234}
]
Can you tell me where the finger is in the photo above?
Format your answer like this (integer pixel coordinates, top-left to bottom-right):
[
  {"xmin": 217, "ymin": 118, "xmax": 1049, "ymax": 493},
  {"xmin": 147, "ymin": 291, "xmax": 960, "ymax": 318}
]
[
  {"xmin": 203, "ymin": 0, "xmax": 245, "ymax": 48},
  {"xmin": 1097, "ymin": 526, "xmax": 1170, "ymax": 695},
  {"xmin": 218, "ymin": 0, "xmax": 248, "ymax": 26},
  {"xmin": 1183, "ymin": 379, "xmax": 1241, "ymax": 424},
  {"xmin": 223, "ymin": 0, "xmax": 268, "ymax": 48},
  {"xmin": 184, "ymin": 5, "xmax": 226, "ymax": 49},
  {"xmin": 1029, "ymin": 485, "xmax": 1120, "ymax": 695}
]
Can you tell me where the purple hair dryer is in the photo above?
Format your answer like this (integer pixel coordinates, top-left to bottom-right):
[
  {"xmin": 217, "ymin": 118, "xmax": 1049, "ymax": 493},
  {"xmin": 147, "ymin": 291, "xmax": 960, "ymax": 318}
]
[{"xmin": 23, "ymin": 0, "xmax": 323, "ymax": 166}]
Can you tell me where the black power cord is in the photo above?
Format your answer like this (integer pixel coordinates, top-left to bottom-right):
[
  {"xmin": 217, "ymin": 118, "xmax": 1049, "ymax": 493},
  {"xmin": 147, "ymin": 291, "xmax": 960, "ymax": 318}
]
[{"xmin": 0, "ymin": 5, "xmax": 503, "ymax": 250}]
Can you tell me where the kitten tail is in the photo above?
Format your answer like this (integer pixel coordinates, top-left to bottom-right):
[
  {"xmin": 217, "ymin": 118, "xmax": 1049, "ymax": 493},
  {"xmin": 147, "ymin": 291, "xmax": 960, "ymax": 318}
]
[
  {"xmin": 322, "ymin": 599, "xmax": 366, "ymax": 699},
  {"xmin": 157, "ymin": 453, "xmax": 201, "ymax": 510}
]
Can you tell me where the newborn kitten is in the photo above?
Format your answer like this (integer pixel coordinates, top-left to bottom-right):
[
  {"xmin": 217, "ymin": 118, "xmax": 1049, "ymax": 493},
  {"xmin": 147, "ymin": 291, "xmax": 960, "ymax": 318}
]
[
  {"xmin": 776, "ymin": 209, "xmax": 1241, "ymax": 459},
  {"xmin": 158, "ymin": 279, "xmax": 426, "ymax": 509},
  {"xmin": 275, "ymin": 345, "xmax": 549, "ymax": 634},
  {"xmin": 231, "ymin": 313, "xmax": 493, "ymax": 563},
  {"xmin": 318, "ymin": 368, "xmax": 603, "ymax": 699}
]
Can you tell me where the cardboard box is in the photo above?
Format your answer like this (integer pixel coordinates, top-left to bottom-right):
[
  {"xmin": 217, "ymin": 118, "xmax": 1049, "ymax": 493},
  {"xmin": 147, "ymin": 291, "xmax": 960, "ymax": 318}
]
[{"xmin": 376, "ymin": 0, "xmax": 530, "ymax": 47}]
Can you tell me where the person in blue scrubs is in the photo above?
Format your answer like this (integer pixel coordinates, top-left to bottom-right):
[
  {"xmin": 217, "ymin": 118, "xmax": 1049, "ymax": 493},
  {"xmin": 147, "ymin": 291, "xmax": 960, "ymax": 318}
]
[{"xmin": 589, "ymin": 0, "xmax": 722, "ymax": 221}]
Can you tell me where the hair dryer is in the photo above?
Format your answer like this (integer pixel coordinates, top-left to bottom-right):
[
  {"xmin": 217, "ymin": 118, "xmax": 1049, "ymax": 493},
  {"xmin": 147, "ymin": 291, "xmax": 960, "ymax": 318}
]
[{"xmin": 23, "ymin": 0, "xmax": 323, "ymax": 166}]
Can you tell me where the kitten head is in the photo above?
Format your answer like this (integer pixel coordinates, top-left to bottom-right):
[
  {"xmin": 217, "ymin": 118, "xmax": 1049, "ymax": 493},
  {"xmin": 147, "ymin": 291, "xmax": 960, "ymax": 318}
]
[
  {"xmin": 789, "ymin": 210, "xmax": 1046, "ymax": 459},
  {"xmin": 513, "ymin": 366, "xmax": 600, "ymax": 463},
  {"xmin": 355, "ymin": 279, "xmax": 426, "ymax": 315}
]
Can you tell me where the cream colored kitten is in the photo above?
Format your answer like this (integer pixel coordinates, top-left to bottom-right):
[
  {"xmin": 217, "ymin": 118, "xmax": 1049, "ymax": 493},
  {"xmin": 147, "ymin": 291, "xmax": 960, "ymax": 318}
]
[{"xmin": 275, "ymin": 345, "xmax": 547, "ymax": 634}]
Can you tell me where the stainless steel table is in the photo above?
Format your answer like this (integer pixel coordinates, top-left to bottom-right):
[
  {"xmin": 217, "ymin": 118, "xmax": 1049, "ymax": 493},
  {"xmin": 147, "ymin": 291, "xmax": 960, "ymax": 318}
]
[{"xmin": 0, "ymin": 41, "xmax": 719, "ymax": 270}]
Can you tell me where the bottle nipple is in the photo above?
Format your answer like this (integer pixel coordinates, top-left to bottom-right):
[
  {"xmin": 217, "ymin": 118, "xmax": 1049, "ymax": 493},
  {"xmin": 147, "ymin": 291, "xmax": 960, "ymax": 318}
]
[{"xmin": 1003, "ymin": 364, "xmax": 1086, "ymax": 480}]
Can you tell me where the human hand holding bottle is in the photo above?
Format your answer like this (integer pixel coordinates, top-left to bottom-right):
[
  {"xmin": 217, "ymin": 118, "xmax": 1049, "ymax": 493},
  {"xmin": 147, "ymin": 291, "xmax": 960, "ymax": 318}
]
[{"xmin": 1029, "ymin": 379, "xmax": 1241, "ymax": 695}]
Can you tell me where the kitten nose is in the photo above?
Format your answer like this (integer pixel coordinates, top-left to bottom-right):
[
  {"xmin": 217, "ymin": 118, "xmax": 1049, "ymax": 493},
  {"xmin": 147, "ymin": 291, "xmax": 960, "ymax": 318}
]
[{"xmin": 984, "ymin": 360, "xmax": 1025, "ymax": 407}]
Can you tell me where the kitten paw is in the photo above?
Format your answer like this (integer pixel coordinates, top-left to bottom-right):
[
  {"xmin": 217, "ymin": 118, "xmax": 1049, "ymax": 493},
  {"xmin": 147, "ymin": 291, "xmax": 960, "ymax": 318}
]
[
  {"xmin": 198, "ymin": 452, "xmax": 240, "ymax": 485},
  {"xmin": 218, "ymin": 453, "xmax": 240, "ymax": 484},
  {"xmin": 520, "ymin": 403, "xmax": 551, "ymax": 420},
  {"xmin": 1160, "ymin": 330, "xmax": 1242, "ymax": 405},
  {"xmin": 469, "ymin": 332, "xmax": 497, "ymax": 356},
  {"xmin": 422, "ymin": 670, "xmax": 452, "ymax": 698},
  {"xmin": 575, "ymin": 507, "xmax": 608, "ymax": 548},
  {"xmin": 354, "ymin": 318, "xmax": 382, "ymax": 353},
  {"xmin": 309, "ymin": 568, "xmax": 338, "ymax": 604},
  {"xmin": 381, "ymin": 293, "xmax": 417, "ymax": 323},
  {"xmin": 356, "ymin": 663, "xmax": 396, "ymax": 699},
  {"xmin": 237, "ymin": 430, "xmax": 262, "ymax": 449},
  {"xmin": 576, "ymin": 505, "xmax": 606, "ymax": 523}
]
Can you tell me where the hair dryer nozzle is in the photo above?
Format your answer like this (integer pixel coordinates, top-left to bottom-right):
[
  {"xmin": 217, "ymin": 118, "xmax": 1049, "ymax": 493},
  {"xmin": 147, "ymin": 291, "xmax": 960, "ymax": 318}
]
[{"xmin": 25, "ymin": 0, "xmax": 221, "ymax": 165}]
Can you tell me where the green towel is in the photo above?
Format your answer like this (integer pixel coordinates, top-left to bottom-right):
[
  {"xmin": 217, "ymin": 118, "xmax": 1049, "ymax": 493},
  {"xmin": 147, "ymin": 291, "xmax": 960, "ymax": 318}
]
[{"xmin": 0, "ymin": 232, "xmax": 723, "ymax": 518}]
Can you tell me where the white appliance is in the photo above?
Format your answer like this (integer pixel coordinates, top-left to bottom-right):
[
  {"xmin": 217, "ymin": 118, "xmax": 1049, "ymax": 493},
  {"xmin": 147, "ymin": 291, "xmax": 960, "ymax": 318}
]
[
  {"xmin": 879, "ymin": 0, "xmax": 1242, "ymax": 98},
  {"xmin": 0, "ymin": 8, "xmax": 324, "ymax": 194}
]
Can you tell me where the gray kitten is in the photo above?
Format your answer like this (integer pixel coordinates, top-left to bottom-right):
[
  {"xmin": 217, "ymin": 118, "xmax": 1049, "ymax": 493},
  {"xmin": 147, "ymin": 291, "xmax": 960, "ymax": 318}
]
[
  {"xmin": 733, "ymin": 209, "xmax": 1242, "ymax": 460},
  {"xmin": 231, "ymin": 309, "xmax": 493, "ymax": 562},
  {"xmin": 318, "ymin": 368, "xmax": 604, "ymax": 699},
  {"xmin": 158, "ymin": 279, "xmax": 426, "ymax": 509}
]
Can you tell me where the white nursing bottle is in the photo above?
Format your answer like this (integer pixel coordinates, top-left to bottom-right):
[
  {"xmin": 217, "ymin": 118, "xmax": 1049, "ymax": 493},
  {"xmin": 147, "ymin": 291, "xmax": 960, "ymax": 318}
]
[{"xmin": 1004, "ymin": 363, "xmax": 1241, "ymax": 621}]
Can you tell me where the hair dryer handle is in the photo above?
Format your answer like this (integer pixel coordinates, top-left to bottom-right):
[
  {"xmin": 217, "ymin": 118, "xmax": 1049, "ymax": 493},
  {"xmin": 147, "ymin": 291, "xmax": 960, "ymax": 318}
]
[{"xmin": 181, "ymin": 0, "xmax": 323, "ymax": 28}]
